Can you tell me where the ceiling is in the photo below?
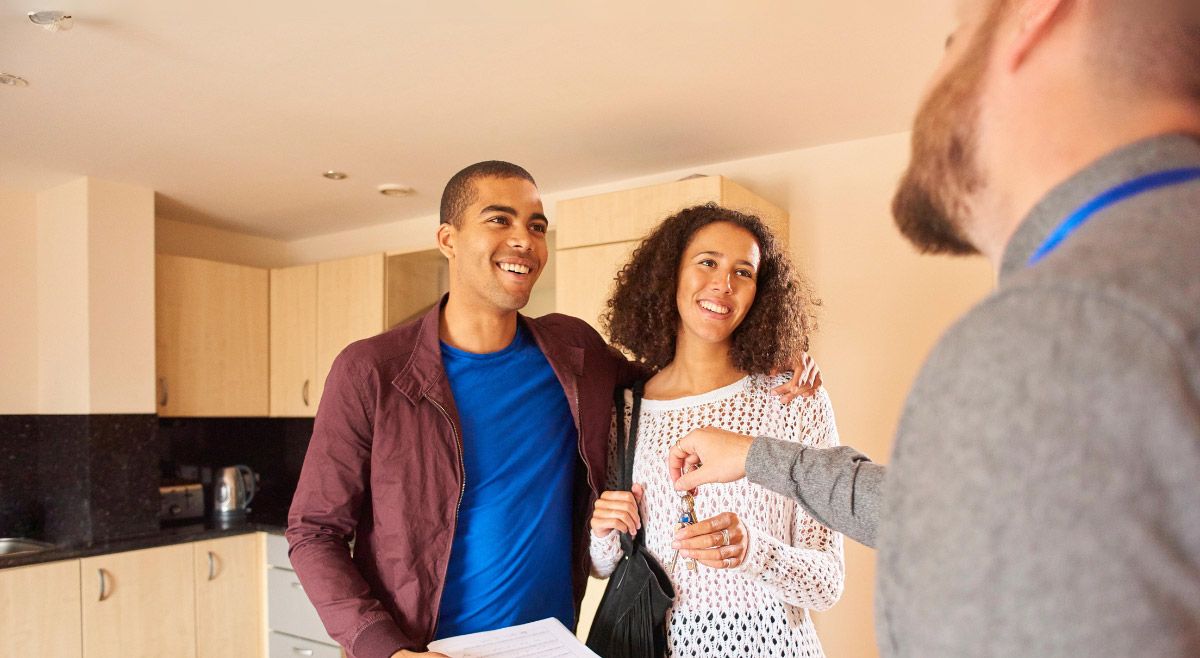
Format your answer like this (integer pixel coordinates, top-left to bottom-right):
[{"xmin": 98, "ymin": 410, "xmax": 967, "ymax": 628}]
[{"xmin": 0, "ymin": 1, "xmax": 952, "ymax": 240}]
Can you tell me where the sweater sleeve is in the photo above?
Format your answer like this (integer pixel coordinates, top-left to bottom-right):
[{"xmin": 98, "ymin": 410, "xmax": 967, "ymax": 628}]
[
  {"xmin": 738, "ymin": 390, "xmax": 846, "ymax": 610},
  {"xmin": 745, "ymin": 408, "xmax": 885, "ymax": 547},
  {"xmin": 589, "ymin": 406, "xmax": 625, "ymax": 577}
]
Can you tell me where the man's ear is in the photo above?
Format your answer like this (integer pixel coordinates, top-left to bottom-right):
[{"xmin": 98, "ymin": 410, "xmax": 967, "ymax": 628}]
[
  {"xmin": 1006, "ymin": 0, "xmax": 1073, "ymax": 71},
  {"xmin": 436, "ymin": 222, "xmax": 456, "ymax": 260}
]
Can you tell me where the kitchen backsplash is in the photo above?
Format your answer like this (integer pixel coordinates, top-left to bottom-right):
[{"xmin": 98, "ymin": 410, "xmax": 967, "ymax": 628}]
[
  {"xmin": 0, "ymin": 414, "xmax": 314, "ymax": 544},
  {"xmin": 157, "ymin": 416, "xmax": 315, "ymax": 524}
]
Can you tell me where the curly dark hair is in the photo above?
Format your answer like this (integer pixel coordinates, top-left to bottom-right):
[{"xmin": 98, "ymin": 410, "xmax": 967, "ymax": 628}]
[{"xmin": 602, "ymin": 203, "xmax": 819, "ymax": 374}]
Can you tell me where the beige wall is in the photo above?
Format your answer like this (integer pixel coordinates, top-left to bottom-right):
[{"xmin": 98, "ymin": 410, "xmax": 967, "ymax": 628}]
[
  {"xmin": 86, "ymin": 179, "xmax": 157, "ymax": 414},
  {"xmin": 760, "ymin": 134, "xmax": 995, "ymax": 658},
  {"xmin": 33, "ymin": 177, "xmax": 157, "ymax": 414},
  {"xmin": 36, "ymin": 179, "xmax": 92, "ymax": 413},
  {"xmin": 0, "ymin": 186, "xmax": 40, "ymax": 414}
]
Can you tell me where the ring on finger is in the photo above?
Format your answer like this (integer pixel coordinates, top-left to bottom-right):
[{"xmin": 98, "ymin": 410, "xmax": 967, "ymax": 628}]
[
  {"xmin": 720, "ymin": 528, "xmax": 731, "ymax": 546},
  {"xmin": 723, "ymin": 557, "xmax": 735, "ymax": 568}
]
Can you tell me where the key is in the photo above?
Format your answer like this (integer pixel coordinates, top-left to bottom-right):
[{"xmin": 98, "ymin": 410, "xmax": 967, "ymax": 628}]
[
  {"xmin": 682, "ymin": 494, "xmax": 698, "ymax": 571},
  {"xmin": 668, "ymin": 493, "xmax": 698, "ymax": 573}
]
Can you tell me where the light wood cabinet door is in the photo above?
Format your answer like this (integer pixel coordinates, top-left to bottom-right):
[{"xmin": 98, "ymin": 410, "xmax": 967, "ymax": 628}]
[
  {"xmin": 555, "ymin": 241, "xmax": 639, "ymax": 336},
  {"xmin": 81, "ymin": 544, "xmax": 196, "ymax": 658},
  {"xmin": 554, "ymin": 176, "xmax": 789, "ymax": 341},
  {"xmin": 385, "ymin": 249, "xmax": 445, "ymax": 330},
  {"xmin": 195, "ymin": 534, "xmax": 264, "ymax": 658},
  {"xmin": 157, "ymin": 254, "xmax": 269, "ymax": 417},
  {"xmin": 270, "ymin": 264, "xmax": 318, "ymax": 417},
  {"xmin": 555, "ymin": 175, "xmax": 789, "ymax": 250},
  {"xmin": 0, "ymin": 560, "xmax": 82, "ymax": 658},
  {"xmin": 315, "ymin": 254, "xmax": 385, "ymax": 405}
]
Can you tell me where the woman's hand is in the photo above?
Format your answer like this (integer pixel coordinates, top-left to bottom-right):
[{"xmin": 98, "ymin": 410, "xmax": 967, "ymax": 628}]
[
  {"xmin": 590, "ymin": 484, "xmax": 644, "ymax": 537},
  {"xmin": 672, "ymin": 511, "xmax": 749, "ymax": 569},
  {"xmin": 770, "ymin": 351, "xmax": 824, "ymax": 404}
]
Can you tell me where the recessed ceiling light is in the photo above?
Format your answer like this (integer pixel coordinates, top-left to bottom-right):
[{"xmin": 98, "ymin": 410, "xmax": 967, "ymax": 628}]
[
  {"xmin": 378, "ymin": 184, "xmax": 416, "ymax": 197},
  {"xmin": 28, "ymin": 10, "xmax": 74, "ymax": 32},
  {"xmin": 322, "ymin": 171, "xmax": 348, "ymax": 180},
  {"xmin": 0, "ymin": 73, "xmax": 29, "ymax": 88}
]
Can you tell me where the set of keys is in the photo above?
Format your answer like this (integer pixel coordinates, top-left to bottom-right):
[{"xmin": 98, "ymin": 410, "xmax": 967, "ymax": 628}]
[{"xmin": 666, "ymin": 492, "xmax": 698, "ymax": 573}]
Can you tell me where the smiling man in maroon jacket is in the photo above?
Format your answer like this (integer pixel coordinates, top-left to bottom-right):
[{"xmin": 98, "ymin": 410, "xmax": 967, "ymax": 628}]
[{"xmin": 286, "ymin": 161, "xmax": 818, "ymax": 658}]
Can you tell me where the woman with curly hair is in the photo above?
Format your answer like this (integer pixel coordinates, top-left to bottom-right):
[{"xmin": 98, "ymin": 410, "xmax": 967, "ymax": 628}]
[{"xmin": 588, "ymin": 203, "xmax": 844, "ymax": 658}]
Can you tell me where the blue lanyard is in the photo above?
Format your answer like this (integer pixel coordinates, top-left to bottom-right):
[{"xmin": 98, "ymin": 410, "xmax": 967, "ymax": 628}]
[{"xmin": 1027, "ymin": 167, "xmax": 1200, "ymax": 266}]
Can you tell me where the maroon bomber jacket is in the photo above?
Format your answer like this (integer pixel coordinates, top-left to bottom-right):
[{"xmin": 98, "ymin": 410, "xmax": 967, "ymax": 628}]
[{"xmin": 286, "ymin": 298, "xmax": 639, "ymax": 658}]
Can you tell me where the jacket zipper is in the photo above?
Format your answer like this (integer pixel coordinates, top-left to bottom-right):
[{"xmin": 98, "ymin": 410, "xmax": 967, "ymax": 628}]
[
  {"xmin": 574, "ymin": 386, "xmax": 595, "ymax": 496},
  {"xmin": 428, "ymin": 396, "xmax": 465, "ymax": 642}
]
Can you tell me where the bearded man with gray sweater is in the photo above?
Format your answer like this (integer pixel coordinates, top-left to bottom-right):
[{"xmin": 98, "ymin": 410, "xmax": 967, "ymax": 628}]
[{"xmin": 669, "ymin": 0, "xmax": 1200, "ymax": 656}]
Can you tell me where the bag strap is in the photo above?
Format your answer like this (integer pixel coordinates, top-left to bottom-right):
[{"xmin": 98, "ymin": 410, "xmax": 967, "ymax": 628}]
[{"xmin": 613, "ymin": 381, "xmax": 646, "ymax": 550}]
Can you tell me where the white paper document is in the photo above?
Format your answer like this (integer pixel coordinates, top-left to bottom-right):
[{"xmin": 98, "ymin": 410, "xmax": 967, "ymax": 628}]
[{"xmin": 427, "ymin": 617, "xmax": 600, "ymax": 658}]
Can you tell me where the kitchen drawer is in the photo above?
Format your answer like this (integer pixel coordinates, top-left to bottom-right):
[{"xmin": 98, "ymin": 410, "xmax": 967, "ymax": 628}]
[
  {"xmin": 266, "ymin": 532, "xmax": 292, "ymax": 569},
  {"xmin": 269, "ymin": 631, "xmax": 342, "ymax": 658},
  {"xmin": 268, "ymin": 567, "xmax": 335, "ymax": 644}
]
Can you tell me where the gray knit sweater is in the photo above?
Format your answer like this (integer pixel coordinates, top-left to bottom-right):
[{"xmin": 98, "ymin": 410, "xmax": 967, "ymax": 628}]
[{"xmin": 746, "ymin": 134, "xmax": 1200, "ymax": 657}]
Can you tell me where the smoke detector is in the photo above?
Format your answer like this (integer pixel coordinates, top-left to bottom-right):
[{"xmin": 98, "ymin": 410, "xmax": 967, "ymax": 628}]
[{"xmin": 28, "ymin": 10, "xmax": 74, "ymax": 32}]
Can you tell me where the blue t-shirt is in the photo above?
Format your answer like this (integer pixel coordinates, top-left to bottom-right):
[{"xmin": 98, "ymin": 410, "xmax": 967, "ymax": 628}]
[{"xmin": 434, "ymin": 324, "xmax": 578, "ymax": 639}]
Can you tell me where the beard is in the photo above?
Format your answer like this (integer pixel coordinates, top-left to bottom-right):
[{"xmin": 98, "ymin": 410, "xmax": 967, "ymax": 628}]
[{"xmin": 892, "ymin": 3, "xmax": 1008, "ymax": 256}]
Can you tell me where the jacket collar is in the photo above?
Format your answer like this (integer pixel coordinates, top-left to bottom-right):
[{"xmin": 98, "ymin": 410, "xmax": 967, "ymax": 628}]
[
  {"xmin": 390, "ymin": 294, "xmax": 585, "ymax": 403},
  {"xmin": 999, "ymin": 132, "xmax": 1200, "ymax": 282}
]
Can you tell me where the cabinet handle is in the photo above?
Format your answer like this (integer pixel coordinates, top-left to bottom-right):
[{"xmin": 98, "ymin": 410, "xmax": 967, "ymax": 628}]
[
  {"xmin": 302, "ymin": 379, "xmax": 310, "ymax": 407},
  {"xmin": 158, "ymin": 378, "xmax": 169, "ymax": 407},
  {"xmin": 292, "ymin": 649, "xmax": 313, "ymax": 656},
  {"xmin": 97, "ymin": 569, "xmax": 111, "ymax": 602},
  {"xmin": 207, "ymin": 551, "xmax": 217, "ymax": 580}
]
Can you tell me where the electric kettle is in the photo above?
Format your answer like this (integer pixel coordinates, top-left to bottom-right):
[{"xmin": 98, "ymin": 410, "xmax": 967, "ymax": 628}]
[{"xmin": 212, "ymin": 465, "xmax": 257, "ymax": 520}]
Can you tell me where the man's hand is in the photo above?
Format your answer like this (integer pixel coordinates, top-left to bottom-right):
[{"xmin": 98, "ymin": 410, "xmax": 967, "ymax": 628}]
[
  {"xmin": 770, "ymin": 352, "xmax": 824, "ymax": 404},
  {"xmin": 668, "ymin": 427, "xmax": 756, "ymax": 493}
]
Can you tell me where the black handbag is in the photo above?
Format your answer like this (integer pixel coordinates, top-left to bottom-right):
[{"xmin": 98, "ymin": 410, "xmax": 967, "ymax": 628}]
[{"xmin": 585, "ymin": 382, "xmax": 676, "ymax": 658}]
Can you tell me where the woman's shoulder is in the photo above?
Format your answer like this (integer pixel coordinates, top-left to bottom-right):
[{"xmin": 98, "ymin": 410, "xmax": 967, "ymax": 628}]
[{"xmin": 744, "ymin": 373, "xmax": 833, "ymax": 411}]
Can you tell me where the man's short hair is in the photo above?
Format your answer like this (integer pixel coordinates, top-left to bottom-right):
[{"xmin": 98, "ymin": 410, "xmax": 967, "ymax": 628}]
[{"xmin": 440, "ymin": 161, "xmax": 537, "ymax": 226}]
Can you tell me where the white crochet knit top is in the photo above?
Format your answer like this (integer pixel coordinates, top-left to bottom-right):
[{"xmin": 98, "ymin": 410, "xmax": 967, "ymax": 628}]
[{"xmin": 589, "ymin": 374, "xmax": 844, "ymax": 658}]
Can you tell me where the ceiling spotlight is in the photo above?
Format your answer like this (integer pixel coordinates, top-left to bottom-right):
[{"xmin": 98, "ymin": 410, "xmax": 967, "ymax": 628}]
[
  {"xmin": 378, "ymin": 184, "xmax": 416, "ymax": 197},
  {"xmin": 322, "ymin": 171, "xmax": 348, "ymax": 180},
  {"xmin": 28, "ymin": 10, "xmax": 74, "ymax": 32},
  {"xmin": 0, "ymin": 73, "xmax": 30, "ymax": 88}
]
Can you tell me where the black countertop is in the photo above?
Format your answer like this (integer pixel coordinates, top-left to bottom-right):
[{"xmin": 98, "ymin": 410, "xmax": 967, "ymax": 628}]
[{"xmin": 0, "ymin": 513, "xmax": 286, "ymax": 570}]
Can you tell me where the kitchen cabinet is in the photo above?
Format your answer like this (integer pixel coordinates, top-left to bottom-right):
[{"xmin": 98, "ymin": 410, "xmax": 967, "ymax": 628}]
[
  {"xmin": 157, "ymin": 254, "xmax": 270, "ymax": 417},
  {"xmin": 0, "ymin": 559, "xmax": 82, "ymax": 658},
  {"xmin": 316, "ymin": 254, "xmax": 386, "ymax": 411},
  {"xmin": 195, "ymin": 534, "xmax": 264, "ymax": 658},
  {"xmin": 269, "ymin": 264, "xmax": 319, "ymax": 416},
  {"xmin": 385, "ymin": 249, "xmax": 445, "ymax": 329},
  {"xmin": 265, "ymin": 533, "xmax": 342, "ymax": 656},
  {"xmin": 555, "ymin": 175, "xmax": 789, "ymax": 334},
  {"xmin": 269, "ymin": 254, "xmax": 385, "ymax": 417},
  {"xmin": 81, "ymin": 543, "xmax": 197, "ymax": 658}
]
